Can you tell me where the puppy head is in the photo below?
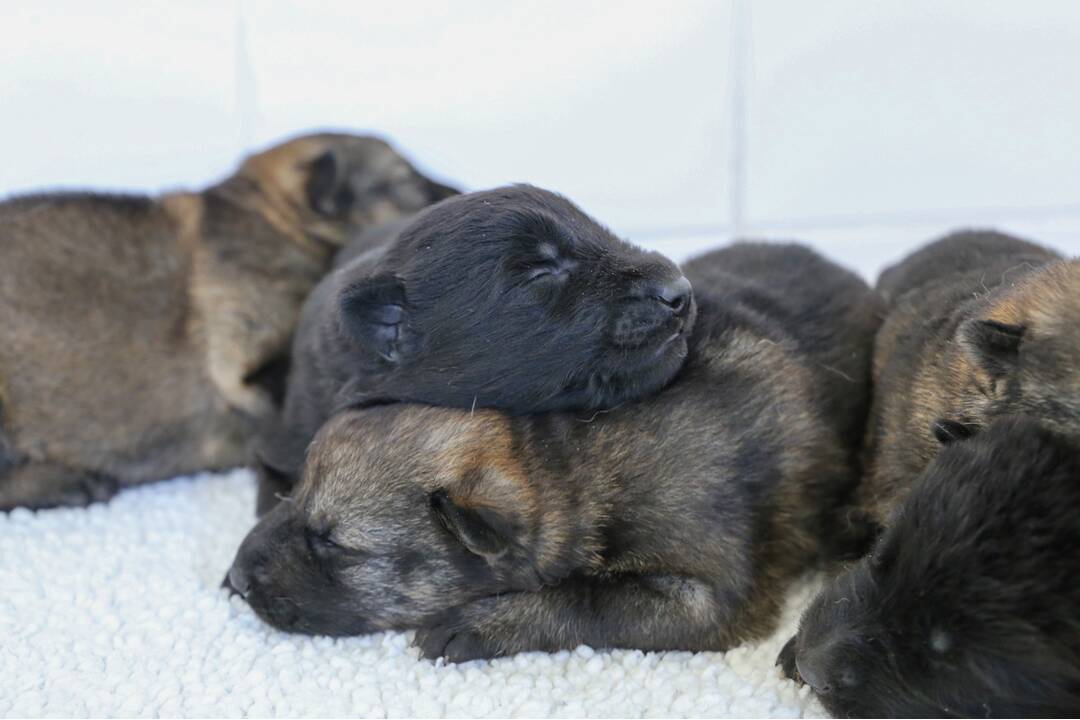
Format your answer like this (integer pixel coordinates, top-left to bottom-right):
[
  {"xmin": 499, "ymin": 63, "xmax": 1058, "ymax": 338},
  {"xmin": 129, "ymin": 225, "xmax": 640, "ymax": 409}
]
[
  {"xmin": 788, "ymin": 416, "xmax": 1080, "ymax": 717},
  {"xmin": 335, "ymin": 184, "xmax": 695, "ymax": 412},
  {"xmin": 238, "ymin": 132, "xmax": 458, "ymax": 246},
  {"xmin": 957, "ymin": 260, "xmax": 1080, "ymax": 434},
  {"xmin": 227, "ymin": 406, "xmax": 555, "ymax": 636}
]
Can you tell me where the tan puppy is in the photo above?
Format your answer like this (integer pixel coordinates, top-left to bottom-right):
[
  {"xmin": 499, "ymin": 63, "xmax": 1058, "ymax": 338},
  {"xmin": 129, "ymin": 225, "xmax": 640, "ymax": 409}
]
[
  {"xmin": 0, "ymin": 133, "xmax": 456, "ymax": 510},
  {"xmin": 860, "ymin": 230, "xmax": 1080, "ymax": 522}
]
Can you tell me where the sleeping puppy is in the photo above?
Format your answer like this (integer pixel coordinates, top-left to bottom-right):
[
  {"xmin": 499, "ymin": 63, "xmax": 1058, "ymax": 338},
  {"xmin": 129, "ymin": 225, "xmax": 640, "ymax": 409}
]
[
  {"xmin": 779, "ymin": 415, "xmax": 1080, "ymax": 717},
  {"xmin": 227, "ymin": 243, "xmax": 882, "ymax": 659},
  {"xmin": 0, "ymin": 133, "xmax": 456, "ymax": 511},
  {"xmin": 253, "ymin": 185, "xmax": 696, "ymax": 513},
  {"xmin": 860, "ymin": 230, "xmax": 1080, "ymax": 521}
]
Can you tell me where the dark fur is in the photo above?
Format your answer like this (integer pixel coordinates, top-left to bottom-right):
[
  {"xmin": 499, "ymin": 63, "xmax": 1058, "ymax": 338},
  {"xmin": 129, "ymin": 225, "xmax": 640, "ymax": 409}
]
[
  {"xmin": 860, "ymin": 229, "xmax": 1080, "ymax": 521},
  {"xmin": 0, "ymin": 133, "xmax": 456, "ymax": 511},
  {"xmin": 780, "ymin": 415, "xmax": 1080, "ymax": 717},
  {"xmin": 253, "ymin": 185, "xmax": 696, "ymax": 513},
  {"xmin": 227, "ymin": 243, "xmax": 881, "ymax": 660}
]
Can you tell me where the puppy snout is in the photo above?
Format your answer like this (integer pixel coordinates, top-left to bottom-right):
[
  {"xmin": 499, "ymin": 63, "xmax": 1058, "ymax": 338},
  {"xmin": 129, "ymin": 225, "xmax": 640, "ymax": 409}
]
[
  {"xmin": 653, "ymin": 275, "xmax": 692, "ymax": 318},
  {"xmin": 612, "ymin": 275, "xmax": 693, "ymax": 348},
  {"xmin": 795, "ymin": 642, "xmax": 859, "ymax": 696},
  {"xmin": 795, "ymin": 654, "xmax": 832, "ymax": 695},
  {"xmin": 225, "ymin": 563, "xmax": 252, "ymax": 597}
]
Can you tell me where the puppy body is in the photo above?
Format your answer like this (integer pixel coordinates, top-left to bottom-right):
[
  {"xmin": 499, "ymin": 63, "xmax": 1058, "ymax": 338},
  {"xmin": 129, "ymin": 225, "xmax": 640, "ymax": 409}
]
[
  {"xmin": 254, "ymin": 186, "xmax": 696, "ymax": 512},
  {"xmin": 228, "ymin": 243, "xmax": 881, "ymax": 660},
  {"xmin": 0, "ymin": 133, "xmax": 455, "ymax": 510},
  {"xmin": 684, "ymin": 242, "xmax": 882, "ymax": 464},
  {"xmin": 781, "ymin": 415, "xmax": 1080, "ymax": 717},
  {"xmin": 861, "ymin": 230, "xmax": 1078, "ymax": 521}
]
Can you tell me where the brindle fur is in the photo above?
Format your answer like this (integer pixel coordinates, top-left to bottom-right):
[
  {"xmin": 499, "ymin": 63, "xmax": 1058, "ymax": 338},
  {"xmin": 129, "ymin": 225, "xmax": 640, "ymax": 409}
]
[
  {"xmin": 226, "ymin": 243, "xmax": 881, "ymax": 660},
  {"xmin": 860, "ymin": 230, "xmax": 1079, "ymax": 521},
  {"xmin": 0, "ymin": 133, "xmax": 456, "ymax": 510},
  {"xmin": 253, "ymin": 185, "xmax": 696, "ymax": 514},
  {"xmin": 780, "ymin": 416, "xmax": 1080, "ymax": 717}
]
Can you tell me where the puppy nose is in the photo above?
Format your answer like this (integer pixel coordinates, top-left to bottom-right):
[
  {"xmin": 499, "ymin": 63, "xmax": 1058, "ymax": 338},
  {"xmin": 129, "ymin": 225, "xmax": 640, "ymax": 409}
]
[
  {"xmin": 653, "ymin": 276, "xmax": 692, "ymax": 317},
  {"xmin": 796, "ymin": 654, "xmax": 832, "ymax": 694},
  {"xmin": 225, "ymin": 563, "xmax": 251, "ymax": 597}
]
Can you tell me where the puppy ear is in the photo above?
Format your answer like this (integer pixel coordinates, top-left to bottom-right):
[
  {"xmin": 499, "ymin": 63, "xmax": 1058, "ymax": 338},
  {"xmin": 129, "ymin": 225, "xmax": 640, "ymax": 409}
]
[
  {"xmin": 931, "ymin": 419, "xmax": 975, "ymax": 446},
  {"xmin": 424, "ymin": 178, "xmax": 460, "ymax": 202},
  {"xmin": 959, "ymin": 319, "xmax": 1025, "ymax": 378},
  {"xmin": 430, "ymin": 489, "xmax": 517, "ymax": 559},
  {"xmin": 305, "ymin": 150, "xmax": 356, "ymax": 217},
  {"xmin": 338, "ymin": 274, "xmax": 411, "ymax": 364}
]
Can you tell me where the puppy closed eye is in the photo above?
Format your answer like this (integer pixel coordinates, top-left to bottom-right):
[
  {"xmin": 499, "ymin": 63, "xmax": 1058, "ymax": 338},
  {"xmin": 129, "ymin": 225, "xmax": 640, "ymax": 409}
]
[
  {"xmin": 527, "ymin": 263, "xmax": 569, "ymax": 282},
  {"xmin": 305, "ymin": 526, "xmax": 342, "ymax": 557}
]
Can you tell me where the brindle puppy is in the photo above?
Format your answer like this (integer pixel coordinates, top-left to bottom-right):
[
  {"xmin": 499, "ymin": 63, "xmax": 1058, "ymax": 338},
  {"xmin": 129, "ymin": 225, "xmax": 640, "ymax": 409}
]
[
  {"xmin": 779, "ymin": 415, "xmax": 1080, "ymax": 717},
  {"xmin": 860, "ymin": 230, "xmax": 1079, "ymax": 521},
  {"xmin": 0, "ymin": 133, "xmax": 456, "ymax": 511},
  {"xmin": 227, "ymin": 243, "xmax": 881, "ymax": 660},
  {"xmin": 253, "ymin": 185, "xmax": 697, "ymax": 513}
]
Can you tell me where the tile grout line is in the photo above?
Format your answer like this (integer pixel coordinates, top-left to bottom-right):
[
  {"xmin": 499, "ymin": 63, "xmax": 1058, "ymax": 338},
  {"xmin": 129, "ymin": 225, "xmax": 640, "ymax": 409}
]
[{"xmin": 727, "ymin": 0, "xmax": 750, "ymax": 241}]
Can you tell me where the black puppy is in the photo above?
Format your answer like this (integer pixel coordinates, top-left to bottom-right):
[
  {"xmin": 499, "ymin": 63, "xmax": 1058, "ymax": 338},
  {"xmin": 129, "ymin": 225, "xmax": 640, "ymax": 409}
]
[
  {"xmin": 254, "ymin": 185, "xmax": 694, "ymax": 512},
  {"xmin": 780, "ymin": 415, "xmax": 1080, "ymax": 717}
]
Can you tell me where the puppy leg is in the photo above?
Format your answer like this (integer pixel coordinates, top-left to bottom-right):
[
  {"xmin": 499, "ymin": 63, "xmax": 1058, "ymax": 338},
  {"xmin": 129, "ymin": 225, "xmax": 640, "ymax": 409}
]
[
  {"xmin": 414, "ymin": 573, "xmax": 734, "ymax": 662},
  {"xmin": 254, "ymin": 462, "xmax": 294, "ymax": 517},
  {"xmin": 0, "ymin": 461, "xmax": 119, "ymax": 511},
  {"xmin": 249, "ymin": 425, "xmax": 302, "ymax": 517}
]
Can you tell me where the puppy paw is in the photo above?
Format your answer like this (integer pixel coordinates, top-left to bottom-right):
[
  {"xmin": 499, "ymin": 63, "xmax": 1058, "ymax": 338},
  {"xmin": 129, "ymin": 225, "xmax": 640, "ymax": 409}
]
[
  {"xmin": 776, "ymin": 635, "xmax": 804, "ymax": 685},
  {"xmin": 79, "ymin": 472, "xmax": 120, "ymax": 504},
  {"xmin": 413, "ymin": 611, "xmax": 501, "ymax": 663}
]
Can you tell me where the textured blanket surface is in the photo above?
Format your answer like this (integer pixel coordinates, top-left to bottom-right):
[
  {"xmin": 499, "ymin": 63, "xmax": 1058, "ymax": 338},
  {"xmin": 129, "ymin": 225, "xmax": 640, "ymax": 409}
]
[{"xmin": 0, "ymin": 469, "xmax": 826, "ymax": 718}]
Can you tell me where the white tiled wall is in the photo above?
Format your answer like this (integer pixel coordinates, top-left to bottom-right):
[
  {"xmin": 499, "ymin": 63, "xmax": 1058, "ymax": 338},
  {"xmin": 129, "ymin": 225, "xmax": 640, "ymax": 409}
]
[{"xmin": 2, "ymin": 1, "xmax": 1077, "ymax": 280}]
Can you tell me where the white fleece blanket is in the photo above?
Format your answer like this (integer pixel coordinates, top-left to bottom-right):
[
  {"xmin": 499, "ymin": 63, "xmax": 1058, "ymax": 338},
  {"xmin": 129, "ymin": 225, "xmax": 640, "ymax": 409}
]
[{"xmin": 0, "ymin": 469, "xmax": 826, "ymax": 718}]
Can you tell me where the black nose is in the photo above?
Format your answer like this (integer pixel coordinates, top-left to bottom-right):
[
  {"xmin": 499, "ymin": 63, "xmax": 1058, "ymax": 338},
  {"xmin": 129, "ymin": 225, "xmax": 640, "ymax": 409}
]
[
  {"xmin": 653, "ymin": 276, "xmax": 692, "ymax": 317},
  {"xmin": 225, "ymin": 563, "xmax": 251, "ymax": 597},
  {"xmin": 796, "ymin": 654, "xmax": 832, "ymax": 695}
]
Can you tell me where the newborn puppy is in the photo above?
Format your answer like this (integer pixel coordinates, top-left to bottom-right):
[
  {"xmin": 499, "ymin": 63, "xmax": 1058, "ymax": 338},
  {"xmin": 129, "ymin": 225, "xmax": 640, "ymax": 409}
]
[
  {"xmin": 0, "ymin": 133, "xmax": 456, "ymax": 511},
  {"xmin": 779, "ymin": 415, "xmax": 1080, "ymax": 717},
  {"xmin": 254, "ymin": 185, "xmax": 695, "ymax": 513},
  {"xmin": 861, "ymin": 230, "xmax": 1079, "ymax": 521},
  {"xmin": 227, "ymin": 243, "xmax": 881, "ymax": 660}
]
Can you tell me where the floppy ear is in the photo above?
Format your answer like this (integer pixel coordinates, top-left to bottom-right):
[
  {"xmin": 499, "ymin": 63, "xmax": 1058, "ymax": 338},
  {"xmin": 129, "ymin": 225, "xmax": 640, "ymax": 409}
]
[
  {"xmin": 429, "ymin": 488, "xmax": 519, "ymax": 559},
  {"xmin": 305, "ymin": 150, "xmax": 356, "ymax": 217},
  {"xmin": 338, "ymin": 274, "xmax": 412, "ymax": 364},
  {"xmin": 931, "ymin": 418, "xmax": 975, "ymax": 446},
  {"xmin": 959, "ymin": 319, "xmax": 1025, "ymax": 378}
]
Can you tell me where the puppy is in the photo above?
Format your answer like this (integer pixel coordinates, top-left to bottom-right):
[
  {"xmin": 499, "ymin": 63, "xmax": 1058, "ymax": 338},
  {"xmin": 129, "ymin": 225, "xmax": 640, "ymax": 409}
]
[
  {"xmin": 253, "ymin": 185, "xmax": 697, "ymax": 513},
  {"xmin": 779, "ymin": 415, "xmax": 1080, "ymax": 717},
  {"xmin": 0, "ymin": 133, "xmax": 456, "ymax": 511},
  {"xmin": 227, "ymin": 243, "xmax": 882, "ymax": 660},
  {"xmin": 861, "ymin": 230, "xmax": 1079, "ymax": 521}
]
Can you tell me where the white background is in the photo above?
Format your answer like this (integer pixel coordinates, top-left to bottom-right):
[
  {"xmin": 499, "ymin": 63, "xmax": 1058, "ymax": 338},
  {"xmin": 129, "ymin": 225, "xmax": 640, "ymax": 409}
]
[{"xmin": 2, "ymin": 0, "xmax": 1079, "ymax": 277}]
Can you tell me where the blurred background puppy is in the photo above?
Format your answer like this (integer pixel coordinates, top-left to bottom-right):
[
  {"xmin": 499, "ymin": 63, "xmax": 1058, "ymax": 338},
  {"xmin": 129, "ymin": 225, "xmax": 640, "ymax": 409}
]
[{"xmin": 0, "ymin": 133, "xmax": 455, "ymax": 511}]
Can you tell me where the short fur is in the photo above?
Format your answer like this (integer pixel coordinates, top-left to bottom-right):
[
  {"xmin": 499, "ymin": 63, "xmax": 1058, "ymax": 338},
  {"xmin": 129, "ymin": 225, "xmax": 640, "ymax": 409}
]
[
  {"xmin": 227, "ymin": 243, "xmax": 881, "ymax": 660},
  {"xmin": 860, "ymin": 229, "xmax": 1080, "ymax": 521},
  {"xmin": 0, "ymin": 133, "xmax": 456, "ymax": 510},
  {"xmin": 779, "ymin": 415, "xmax": 1080, "ymax": 717},
  {"xmin": 254, "ymin": 185, "xmax": 696, "ymax": 513}
]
